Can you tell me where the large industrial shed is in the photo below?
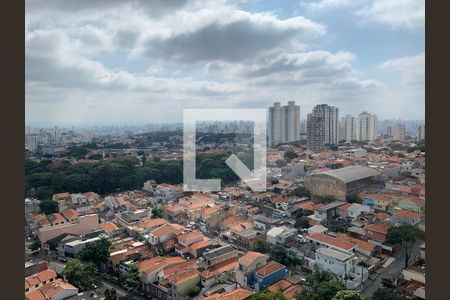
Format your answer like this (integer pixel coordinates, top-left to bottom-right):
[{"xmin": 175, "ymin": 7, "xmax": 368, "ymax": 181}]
[{"xmin": 304, "ymin": 166, "xmax": 383, "ymax": 201}]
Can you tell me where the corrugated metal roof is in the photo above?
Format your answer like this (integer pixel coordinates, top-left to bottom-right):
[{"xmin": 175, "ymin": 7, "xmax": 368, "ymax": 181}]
[{"xmin": 314, "ymin": 166, "xmax": 381, "ymax": 183}]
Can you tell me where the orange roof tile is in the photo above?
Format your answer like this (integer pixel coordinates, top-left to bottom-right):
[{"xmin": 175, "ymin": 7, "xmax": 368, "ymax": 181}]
[
  {"xmin": 178, "ymin": 231, "xmax": 204, "ymax": 242},
  {"xmin": 365, "ymin": 223, "xmax": 389, "ymax": 235},
  {"xmin": 284, "ymin": 284, "xmax": 303, "ymax": 298},
  {"xmin": 138, "ymin": 218, "xmax": 167, "ymax": 229},
  {"xmin": 394, "ymin": 210, "xmax": 421, "ymax": 221},
  {"xmin": 256, "ymin": 261, "xmax": 285, "ymax": 277},
  {"xmin": 222, "ymin": 215, "xmax": 248, "ymax": 227},
  {"xmin": 25, "ymin": 290, "xmax": 46, "ymax": 300},
  {"xmin": 25, "ymin": 269, "xmax": 57, "ymax": 286},
  {"xmin": 139, "ymin": 256, "xmax": 186, "ymax": 274},
  {"xmin": 238, "ymin": 251, "xmax": 268, "ymax": 266},
  {"xmin": 204, "ymin": 288, "xmax": 253, "ymax": 300},
  {"xmin": 48, "ymin": 213, "xmax": 65, "ymax": 224},
  {"xmin": 339, "ymin": 234, "xmax": 376, "ymax": 253},
  {"xmin": 201, "ymin": 258, "xmax": 238, "ymax": 279},
  {"xmin": 62, "ymin": 208, "xmax": 79, "ymax": 220},
  {"xmin": 268, "ymin": 279, "xmax": 293, "ymax": 292},
  {"xmin": 306, "ymin": 233, "xmax": 356, "ymax": 251},
  {"xmin": 150, "ymin": 223, "xmax": 187, "ymax": 238},
  {"xmin": 100, "ymin": 222, "xmax": 119, "ymax": 234},
  {"xmin": 167, "ymin": 268, "xmax": 200, "ymax": 285},
  {"xmin": 189, "ymin": 239, "xmax": 211, "ymax": 250}
]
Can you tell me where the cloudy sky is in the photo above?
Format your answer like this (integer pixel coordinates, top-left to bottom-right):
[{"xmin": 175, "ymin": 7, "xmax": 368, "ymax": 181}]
[{"xmin": 25, "ymin": 0, "xmax": 424, "ymax": 126}]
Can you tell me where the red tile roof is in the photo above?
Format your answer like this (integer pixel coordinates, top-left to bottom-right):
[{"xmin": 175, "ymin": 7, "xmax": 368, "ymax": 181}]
[
  {"xmin": 256, "ymin": 261, "xmax": 285, "ymax": 277},
  {"xmin": 306, "ymin": 233, "xmax": 356, "ymax": 251},
  {"xmin": 364, "ymin": 223, "xmax": 389, "ymax": 235},
  {"xmin": 204, "ymin": 288, "xmax": 253, "ymax": 300},
  {"xmin": 201, "ymin": 258, "xmax": 238, "ymax": 279},
  {"xmin": 62, "ymin": 208, "xmax": 79, "ymax": 220},
  {"xmin": 394, "ymin": 210, "xmax": 421, "ymax": 221}
]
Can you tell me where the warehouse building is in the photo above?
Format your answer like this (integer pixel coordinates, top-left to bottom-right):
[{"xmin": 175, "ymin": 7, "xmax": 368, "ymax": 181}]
[{"xmin": 304, "ymin": 166, "xmax": 383, "ymax": 201}]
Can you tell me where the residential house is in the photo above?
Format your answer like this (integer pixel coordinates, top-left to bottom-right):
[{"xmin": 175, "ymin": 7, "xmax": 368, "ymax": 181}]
[
  {"xmin": 148, "ymin": 223, "xmax": 188, "ymax": 246},
  {"xmin": 175, "ymin": 231, "xmax": 205, "ymax": 256},
  {"xmin": 25, "ymin": 269, "xmax": 57, "ymax": 293},
  {"xmin": 305, "ymin": 233, "xmax": 356, "ymax": 254},
  {"xmin": 364, "ymin": 223, "xmax": 390, "ymax": 244},
  {"xmin": 236, "ymin": 252, "xmax": 269, "ymax": 289},
  {"xmin": 360, "ymin": 193, "xmax": 392, "ymax": 211},
  {"xmin": 346, "ymin": 203, "xmax": 374, "ymax": 220},
  {"xmin": 203, "ymin": 288, "xmax": 253, "ymax": 300},
  {"xmin": 315, "ymin": 247, "xmax": 357, "ymax": 280},
  {"xmin": 255, "ymin": 261, "xmax": 288, "ymax": 291},
  {"xmin": 393, "ymin": 210, "xmax": 421, "ymax": 225},
  {"xmin": 200, "ymin": 257, "xmax": 238, "ymax": 288},
  {"xmin": 268, "ymin": 279, "xmax": 303, "ymax": 299},
  {"xmin": 25, "ymin": 279, "xmax": 78, "ymax": 300},
  {"xmin": 398, "ymin": 196, "xmax": 425, "ymax": 214},
  {"xmin": 266, "ymin": 226, "xmax": 298, "ymax": 245},
  {"xmin": 199, "ymin": 245, "xmax": 238, "ymax": 270}
]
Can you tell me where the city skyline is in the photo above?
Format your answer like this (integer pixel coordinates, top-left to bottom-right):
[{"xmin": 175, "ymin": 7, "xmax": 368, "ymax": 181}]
[{"xmin": 26, "ymin": 0, "xmax": 424, "ymax": 125}]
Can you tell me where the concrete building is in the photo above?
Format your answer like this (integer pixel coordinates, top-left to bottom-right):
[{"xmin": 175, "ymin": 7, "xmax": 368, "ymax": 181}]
[
  {"xmin": 266, "ymin": 226, "xmax": 298, "ymax": 245},
  {"xmin": 64, "ymin": 237, "xmax": 101, "ymax": 258},
  {"xmin": 307, "ymin": 114, "xmax": 325, "ymax": 151},
  {"xmin": 304, "ymin": 166, "xmax": 382, "ymax": 201},
  {"xmin": 315, "ymin": 247, "xmax": 357, "ymax": 278},
  {"xmin": 392, "ymin": 124, "xmax": 406, "ymax": 141},
  {"xmin": 315, "ymin": 104, "xmax": 339, "ymax": 145},
  {"xmin": 357, "ymin": 112, "xmax": 378, "ymax": 142},
  {"xmin": 37, "ymin": 214, "xmax": 100, "ymax": 243},
  {"xmin": 340, "ymin": 114, "xmax": 356, "ymax": 143},
  {"xmin": 268, "ymin": 101, "xmax": 301, "ymax": 145},
  {"xmin": 418, "ymin": 124, "xmax": 425, "ymax": 141}
]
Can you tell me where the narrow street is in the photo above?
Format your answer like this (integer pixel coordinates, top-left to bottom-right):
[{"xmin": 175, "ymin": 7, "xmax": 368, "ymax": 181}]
[{"xmin": 361, "ymin": 240, "xmax": 423, "ymax": 296}]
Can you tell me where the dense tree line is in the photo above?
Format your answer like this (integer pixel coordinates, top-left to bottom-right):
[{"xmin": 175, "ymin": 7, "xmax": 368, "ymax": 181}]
[{"xmin": 26, "ymin": 153, "xmax": 244, "ymax": 200}]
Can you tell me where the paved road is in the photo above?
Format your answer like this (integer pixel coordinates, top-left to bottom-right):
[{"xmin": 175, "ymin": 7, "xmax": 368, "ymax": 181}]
[
  {"xmin": 361, "ymin": 240, "xmax": 423, "ymax": 296},
  {"xmin": 100, "ymin": 279, "xmax": 129, "ymax": 298}
]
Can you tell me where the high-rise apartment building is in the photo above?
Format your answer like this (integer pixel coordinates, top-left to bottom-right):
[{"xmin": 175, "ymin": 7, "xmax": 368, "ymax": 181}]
[
  {"xmin": 307, "ymin": 114, "xmax": 325, "ymax": 151},
  {"xmin": 392, "ymin": 124, "xmax": 406, "ymax": 141},
  {"xmin": 306, "ymin": 104, "xmax": 339, "ymax": 150},
  {"xmin": 357, "ymin": 111, "xmax": 378, "ymax": 142},
  {"xmin": 340, "ymin": 114, "xmax": 356, "ymax": 143},
  {"xmin": 418, "ymin": 124, "xmax": 425, "ymax": 141},
  {"xmin": 311, "ymin": 104, "xmax": 339, "ymax": 144},
  {"xmin": 268, "ymin": 101, "xmax": 300, "ymax": 145}
]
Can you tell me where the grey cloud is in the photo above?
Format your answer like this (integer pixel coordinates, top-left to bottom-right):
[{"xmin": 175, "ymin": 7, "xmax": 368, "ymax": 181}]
[
  {"xmin": 26, "ymin": 0, "xmax": 189, "ymax": 18},
  {"xmin": 141, "ymin": 16, "xmax": 324, "ymax": 63}
]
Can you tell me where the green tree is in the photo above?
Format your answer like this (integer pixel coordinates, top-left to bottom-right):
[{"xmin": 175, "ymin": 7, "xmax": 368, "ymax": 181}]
[
  {"xmin": 119, "ymin": 265, "xmax": 141, "ymax": 289},
  {"xmin": 47, "ymin": 239, "xmax": 58, "ymax": 251},
  {"xmin": 290, "ymin": 186, "xmax": 311, "ymax": 198},
  {"xmin": 254, "ymin": 240, "xmax": 271, "ymax": 253},
  {"xmin": 104, "ymin": 288, "xmax": 117, "ymax": 300},
  {"xmin": 297, "ymin": 270, "xmax": 345, "ymax": 300},
  {"xmin": 186, "ymin": 286, "xmax": 201, "ymax": 297},
  {"xmin": 346, "ymin": 195, "xmax": 362, "ymax": 204},
  {"xmin": 79, "ymin": 238, "xmax": 111, "ymax": 266},
  {"xmin": 295, "ymin": 217, "xmax": 310, "ymax": 229},
  {"xmin": 372, "ymin": 288, "xmax": 405, "ymax": 300},
  {"xmin": 151, "ymin": 207, "xmax": 164, "ymax": 218},
  {"xmin": 332, "ymin": 290, "xmax": 364, "ymax": 300},
  {"xmin": 284, "ymin": 150, "xmax": 299, "ymax": 161},
  {"xmin": 30, "ymin": 240, "xmax": 41, "ymax": 251},
  {"xmin": 275, "ymin": 159, "xmax": 287, "ymax": 168},
  {"xmin": 63, "ymin": 259, "xmax": 96, "ymax": 291},
  {"xmin": 251, "ymin": 291, "xmax": 289, "ymax": 300},
  {"xmin": 387, "ymin": 224, "xmax": 424, "ymax": 268},
  {"xmin": 39, "ymin": 200, "xmax": 59, "ymax": 215}
]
